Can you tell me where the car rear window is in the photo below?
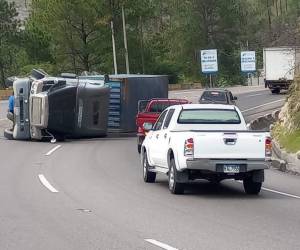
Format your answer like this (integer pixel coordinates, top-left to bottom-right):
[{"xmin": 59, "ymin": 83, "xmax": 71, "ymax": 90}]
[
  {"xmin": 201, "ymin": 91, "xmax": 227, "ymax": 102},
  {"xmin": 177, "ymin": 109, "xmax": 241, "ymax": 124}
]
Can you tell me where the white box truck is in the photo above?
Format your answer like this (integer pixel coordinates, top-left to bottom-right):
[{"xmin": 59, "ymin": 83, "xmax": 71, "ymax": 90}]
[{"xmin": 263, "ymin": 47, "xmax": 296, "ymax": 94}]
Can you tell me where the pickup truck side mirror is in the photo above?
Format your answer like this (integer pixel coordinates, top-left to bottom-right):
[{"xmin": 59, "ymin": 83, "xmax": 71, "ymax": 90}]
[
  {"xmin": 143, "ymin": 122, "xmax": 153, "ymax": 131},
  {"xmin": 246, "ymin": 123, "xmax": 251, "ymax": 130},
  {"xmin": 233, "ymin": 96, "xmax": 238, "ymax": 100}
]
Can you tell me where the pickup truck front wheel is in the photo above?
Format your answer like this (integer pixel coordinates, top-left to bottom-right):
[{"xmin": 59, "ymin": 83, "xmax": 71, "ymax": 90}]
[
  {"xmin": 169, "ymin": 159, "xmax": 185, "ymax": 195},
  {"xmin": 143, "ymin": 151, "xmax": 156, "ymax": 183},
  {"xmin": 243, "ymin": 178, "xmax": 262, "ymax": 195}
]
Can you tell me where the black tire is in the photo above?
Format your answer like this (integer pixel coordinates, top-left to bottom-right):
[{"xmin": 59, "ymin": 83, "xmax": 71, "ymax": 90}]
[
  {"xmin": 243, "ymin": 178, "xmax": 262, "ymax": 195},
  {"xmin": 137, "ymin": 136, "xmax": 144, "ymax": 154},
  {"xmin": 271, "ymin": 89, "xmax": 280, "ymax": 94},
  {"xmin": 142, "ymin": 151, "xmax": 156, "ymax": 183},
  {"xmin": 4, "ymin": 128, "xmax": 13, "ymax": 140},
  {"xmin": 168, "ymin": 158, "xmax": 185, "ymax": 194}
]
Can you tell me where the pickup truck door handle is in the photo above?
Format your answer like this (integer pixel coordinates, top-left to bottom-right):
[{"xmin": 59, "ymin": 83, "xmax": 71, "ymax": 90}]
[{"xmin": 164, "ymin": 133, "xmax": 167, "ymax": 139}]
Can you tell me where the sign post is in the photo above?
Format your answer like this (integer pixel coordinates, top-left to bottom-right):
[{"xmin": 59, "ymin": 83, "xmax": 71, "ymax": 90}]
[
  {"xmin": 241, "ymin": 51, "xmax": 256, "ymax": 86},
  {"xmin": 201, "ymin": 49, "xmax": 218, "ymax": 88}
]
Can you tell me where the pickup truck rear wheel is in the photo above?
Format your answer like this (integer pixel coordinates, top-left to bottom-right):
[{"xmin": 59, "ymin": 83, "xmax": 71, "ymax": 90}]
[
  {"xmin": 169, "ymin": 159, "xmax": 185, "ymax": 195},
  {"xmin": 143, "ymin": 151, "xmax": 156, "ymax": 183},
  {"xmin": 243, "ymin": 178, "xmax": 262, "ymax": 195}
]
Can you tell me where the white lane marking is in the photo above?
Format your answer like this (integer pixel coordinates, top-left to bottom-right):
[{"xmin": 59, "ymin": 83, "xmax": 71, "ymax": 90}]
[
  {"xmin": 38, "ymin": 174, "xmax": 59, "ymax": 193},
  {"xmin": 145, "ymin": 239, "xmax": 178, "ymax": 250},
  {"xmin": 246, "ymin": 93, "xmax": 268, "ymax": 98},
  {"xmin": 241, "ymin": 99, "xmax": 285, "ymax": 113},
  {"xmin": 45, "ymin": 145, "xmax": 61, "ymax": 156},
  {"xmin": 172, "ymin": 91, "xmax": 196, "ymax": 95},
  {"xmin": 261, "ymin": 187, "xmax": 300, "ymax": 199},
  {"xmin": 237, "ymin": 181, "xmax": 300, "ymax": 199}
]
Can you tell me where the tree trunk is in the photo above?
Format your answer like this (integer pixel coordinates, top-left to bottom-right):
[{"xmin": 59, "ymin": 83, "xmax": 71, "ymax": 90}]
[
  {"xmin": 0, "ymin": 61, "xmax": 6, "ymax": 89},
  {"xmin": 267, "ymin": 0, "xmax": 272, "ymax": 32}
]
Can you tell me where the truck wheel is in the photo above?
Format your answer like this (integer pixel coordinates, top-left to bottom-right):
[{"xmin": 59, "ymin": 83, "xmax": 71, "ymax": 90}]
[
  {"xmin": 168, "ymin": 159, "xmax": 184, "ymax": 195},
  {"xmin": 137, "ymin": 144, "xmax": 141, "ymax": 154},
  {"xmin": 143, "ymin": 151, "xmax": 156, "ymax": 183},
  {"xmin": 4, "ymin": 129, "xmax": 13, "ymax": 140},
  {"xmin": 271, "ymin": 89, "xmax": 280, "ymax": 94},
  {"xmin": 243, "ymin": 178, "xmax": 262, "ymax": 195}
]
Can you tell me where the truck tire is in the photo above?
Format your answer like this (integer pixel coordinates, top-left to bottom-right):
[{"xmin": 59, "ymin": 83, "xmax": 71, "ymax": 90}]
[
  {"xmin": 168, "ymin": 159, "xmax": 185, "ymax": 195},
  {"xmin": 243, "ymin": 178, "xmax": 262, "ymax": 195},
  {"xmin": 143, "ymin": 151, "xmax": 156, "ymax": 183},
  {"xmin": 137, "ymin": 144, "xmax": 141, "ymax": 154},
  {"xmin": 271, "ymin": 89, "xmax": 280, "ymax": 94},
  {"xmin": 4, "ymin": 129, "xmax": 13, "ymax": 140}
]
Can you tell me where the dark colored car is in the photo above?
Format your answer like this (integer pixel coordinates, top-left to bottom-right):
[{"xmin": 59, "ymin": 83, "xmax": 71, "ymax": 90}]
[{"xmin": 199, "ymin": 89, "xmax": 237, "ymax": 105}]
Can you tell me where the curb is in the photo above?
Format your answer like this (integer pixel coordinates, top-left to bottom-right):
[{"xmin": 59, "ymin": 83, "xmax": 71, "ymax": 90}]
[{"xmin": 249, "ymin": 110, "xmax": 280, "ymax": 130}]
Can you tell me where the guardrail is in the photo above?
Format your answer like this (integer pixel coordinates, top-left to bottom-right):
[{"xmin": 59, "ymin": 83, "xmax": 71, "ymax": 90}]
[{"xmin": 0, "ymin": 90, "xmax": 13, "ymax": 100}]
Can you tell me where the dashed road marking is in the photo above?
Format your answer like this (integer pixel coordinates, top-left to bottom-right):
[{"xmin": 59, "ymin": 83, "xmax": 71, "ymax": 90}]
[
  {"xmin": 45, "ymin": 145, "xmax": 61, "ymax": 156},
  {"xmin": 241, "ymin": 99, "xmax": 285, "ymax": 113},
  {"xmin": 145, "ymin": 239, "xmax": 179, "ymax": 250},
  {"xmin": 38, "ymin": 174, "xmax": 59, "ymax": 193}
]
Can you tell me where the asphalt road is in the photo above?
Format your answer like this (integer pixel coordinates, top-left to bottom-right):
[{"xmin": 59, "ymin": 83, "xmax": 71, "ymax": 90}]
[{"xmin": 1, "ymin": 86, "xmax": 299, "ymax": 250}]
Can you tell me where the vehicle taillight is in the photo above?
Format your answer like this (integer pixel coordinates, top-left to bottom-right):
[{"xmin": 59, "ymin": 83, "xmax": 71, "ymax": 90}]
[
  {"xmin": 184, "ymin": 138, "xmax": 194, "ymax": 157},
  {"xmin": 265, "ymin": 137, "xmax": 272, "ymax": 157}
]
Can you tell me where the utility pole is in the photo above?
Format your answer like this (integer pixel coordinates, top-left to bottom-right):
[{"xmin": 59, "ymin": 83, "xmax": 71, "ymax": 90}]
[
  {"xmin": 111, "ymin": 21, "xmax": 118, "ymax": 75},
  {"xmin": 122, "ymin": 5, "xmax": 130, "ymax": 74}
]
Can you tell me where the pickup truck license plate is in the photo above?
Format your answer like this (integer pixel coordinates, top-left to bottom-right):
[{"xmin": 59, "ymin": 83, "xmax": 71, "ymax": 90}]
[{"xmin": 223, "ymin": 164, "xmax": 240, "ymax": 173}]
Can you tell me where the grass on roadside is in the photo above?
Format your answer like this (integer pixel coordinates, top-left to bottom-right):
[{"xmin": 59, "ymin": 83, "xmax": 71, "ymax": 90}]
[{"xmin": 272, "ymin": 124, "xmax": 300, "ymax": 153}]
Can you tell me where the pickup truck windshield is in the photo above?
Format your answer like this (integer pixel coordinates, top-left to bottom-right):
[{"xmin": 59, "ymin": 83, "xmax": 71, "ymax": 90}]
[{"xmin": 178, "ymin": 109, "xmax": 241, "ymax": 124}]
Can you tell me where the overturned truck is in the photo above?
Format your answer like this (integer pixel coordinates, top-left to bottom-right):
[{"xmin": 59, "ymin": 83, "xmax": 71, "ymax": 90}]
[
  {"xmin": 5, "ymin": 71, "xmax": 169, "ymax": 141},
  {"xmin": 5, "ymin": 71, "xmax": 110, "ymax": 141}
]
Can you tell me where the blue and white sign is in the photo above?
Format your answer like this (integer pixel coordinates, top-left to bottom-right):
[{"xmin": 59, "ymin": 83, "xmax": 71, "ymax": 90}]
[
  {"xmin": 201, "ymin": 49, "xmax": 218, "ymax": 74},
  {"xmin": 241, "ymin": 51, "xmax": 256, "ymax": 72}
]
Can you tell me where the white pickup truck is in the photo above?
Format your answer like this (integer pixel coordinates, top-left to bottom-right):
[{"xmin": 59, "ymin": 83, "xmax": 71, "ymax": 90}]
[{"xmin": 141, "ymin": 104, "xmax": 272, "ymax": 195}]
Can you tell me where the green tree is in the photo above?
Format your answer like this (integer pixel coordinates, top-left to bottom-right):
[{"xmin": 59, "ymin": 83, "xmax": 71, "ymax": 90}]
[{"xmin": 0, "ymin": 0, "xmax": 20, "ymax": 88}]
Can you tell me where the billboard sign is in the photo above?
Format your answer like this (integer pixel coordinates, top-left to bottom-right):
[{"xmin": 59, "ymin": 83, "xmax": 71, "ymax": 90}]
[
  {"xmin": 241, "ymin": 51, "xmax": 256, "ymax": 72},
  {"xmin": 201, "ymin": 49, "xmax": 218, "ymax": 74}
]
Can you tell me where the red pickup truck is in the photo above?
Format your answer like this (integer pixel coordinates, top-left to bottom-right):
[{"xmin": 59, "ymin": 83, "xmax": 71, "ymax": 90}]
[{"xmin": 136, "ymin": 98, "xmax": 189, "ymax": 153}]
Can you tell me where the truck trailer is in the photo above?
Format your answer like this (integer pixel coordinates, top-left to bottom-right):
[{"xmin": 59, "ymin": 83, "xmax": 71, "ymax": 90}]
[{"xmin": 263, "ymin": 47, "xmax": 297, "ymax": 94}]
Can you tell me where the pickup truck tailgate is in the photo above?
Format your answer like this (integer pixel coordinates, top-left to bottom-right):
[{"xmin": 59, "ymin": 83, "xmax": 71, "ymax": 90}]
[{"xmin": 193, "ymin": 132, "xmax": 266, "ymax": 159}]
